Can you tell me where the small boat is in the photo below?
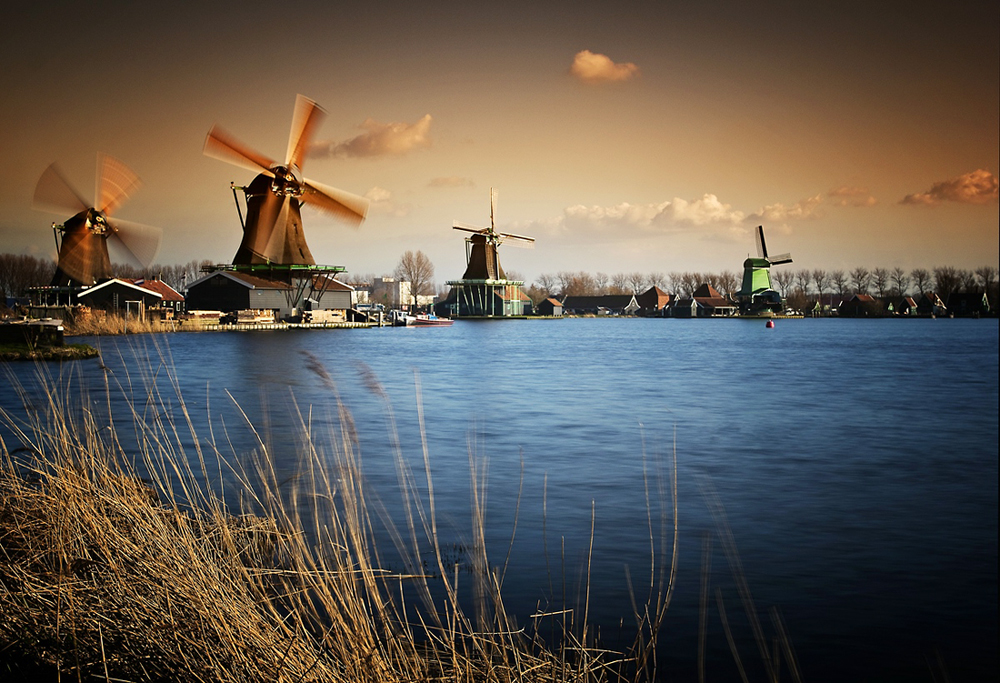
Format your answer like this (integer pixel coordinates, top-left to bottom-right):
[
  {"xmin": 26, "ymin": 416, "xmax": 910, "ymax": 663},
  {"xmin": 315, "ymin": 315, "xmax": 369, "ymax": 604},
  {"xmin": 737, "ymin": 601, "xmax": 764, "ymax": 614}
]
[{"xmin": 408, "ymin": 314, "xmax": 453, "ymax": 327}]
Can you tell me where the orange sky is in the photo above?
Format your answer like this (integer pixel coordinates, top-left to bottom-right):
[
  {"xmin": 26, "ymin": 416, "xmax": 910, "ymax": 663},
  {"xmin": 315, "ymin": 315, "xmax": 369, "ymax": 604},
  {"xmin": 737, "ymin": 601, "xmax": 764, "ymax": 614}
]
[{"xmin": 1, "ymin": 1, "xmax": 997, "ymax": 284}]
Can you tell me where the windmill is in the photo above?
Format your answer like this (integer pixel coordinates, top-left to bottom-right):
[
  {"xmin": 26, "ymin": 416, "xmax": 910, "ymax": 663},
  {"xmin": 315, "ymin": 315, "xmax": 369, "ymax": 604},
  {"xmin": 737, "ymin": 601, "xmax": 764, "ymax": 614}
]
[
  {"xmin": 735, "ymin": 225, "xmax": 793, "ymax": 315},
  {"xmin": 203, "ymin": 94, "xmax": 369, "ymax": 267},
  {"xmin": 452, "ymin": 188, "xmax": 534, "ymax": 280},
  {"xmin": 445, "ymin": 189, "xmax": 534, "ymax": 317},
  {"xmin": 33, "ymin": 155, "xmax": 161, "ymax": 287}
]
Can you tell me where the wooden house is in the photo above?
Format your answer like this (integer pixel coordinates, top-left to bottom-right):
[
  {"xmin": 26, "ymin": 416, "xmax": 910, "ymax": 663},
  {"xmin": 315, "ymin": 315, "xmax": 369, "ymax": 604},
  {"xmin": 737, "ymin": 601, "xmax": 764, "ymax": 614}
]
[{"xmin": 537, "ymin": 297, "xmax": 563, "ymax": 316}]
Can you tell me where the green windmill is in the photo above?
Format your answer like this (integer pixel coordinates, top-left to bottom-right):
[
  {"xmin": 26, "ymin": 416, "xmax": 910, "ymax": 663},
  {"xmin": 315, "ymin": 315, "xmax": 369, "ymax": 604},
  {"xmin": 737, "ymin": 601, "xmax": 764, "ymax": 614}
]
[{"xmin": 735, "ymin": 225, "xmax": 793, "ymax": 316}]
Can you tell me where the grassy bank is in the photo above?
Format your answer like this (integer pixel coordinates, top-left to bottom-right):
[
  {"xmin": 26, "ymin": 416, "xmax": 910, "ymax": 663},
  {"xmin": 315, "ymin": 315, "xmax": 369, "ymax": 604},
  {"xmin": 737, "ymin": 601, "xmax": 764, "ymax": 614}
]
[
  {"xmin": 0, "ymin": 343, "xmax": 99, "ymax": 361},
  {"xmin": 0, "ymin": 359, "xmax": 680, "ymax": 682}
]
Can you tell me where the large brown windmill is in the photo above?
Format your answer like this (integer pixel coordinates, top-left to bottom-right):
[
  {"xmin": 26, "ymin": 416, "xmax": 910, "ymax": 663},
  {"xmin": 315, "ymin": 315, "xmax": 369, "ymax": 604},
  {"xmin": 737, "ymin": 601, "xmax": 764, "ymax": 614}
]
[
  {"xmin": 203, "ymin": 94, "xmax": 370, "ymax": 266},
  {"xmin": 33, "ymin": 155, "xmax": 161, "ymax": 287}
]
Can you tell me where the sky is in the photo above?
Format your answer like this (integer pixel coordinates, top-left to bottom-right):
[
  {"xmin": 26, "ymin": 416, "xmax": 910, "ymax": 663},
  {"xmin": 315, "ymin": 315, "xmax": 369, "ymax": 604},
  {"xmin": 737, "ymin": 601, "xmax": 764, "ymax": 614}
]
[{"xmin": 1, "ymin": 0, "xmax": 997, "ymax": 286}]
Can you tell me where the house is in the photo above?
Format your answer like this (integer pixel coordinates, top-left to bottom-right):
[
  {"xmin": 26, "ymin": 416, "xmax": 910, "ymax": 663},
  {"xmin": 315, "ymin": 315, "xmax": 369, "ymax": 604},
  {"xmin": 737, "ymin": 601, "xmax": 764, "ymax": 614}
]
[
  {"xmin": 133, "ymin": 278, "xmax": 185, "ymax": 316},
  {"xmin": 75, "ymin": 279, "xmax": 163, "ymax": 316},
  {"xmin": 636, "ymin": 286, "xmax": 672, "ymax": 316},
  {"xmin": 185, "ymin": 271, "xmax": 293, "ymax": 317},
  {"xmin": 561, "ymin": 294, "xmax": 639, "ymax": 316},
  {"xmin": 370, "ymin": 277, "xmax": 412, "ymax": 309},
  {"xmin": 887, "ymin": 296, "xmax": 918, "ymax": 316},
  {"xmin": 306, "ymin": 275, "xmax": 354, "ymax": 313},
  {"xmin": 946, "ymin": 292, "xmax": 990, "ymax": 317},
  {"xmin": 692, "ymin": 284, "xmax": 736, "ymax": 317},
  {"xmin": 537, "ymin": 297, "xmax": 563, "ymax": 316},
  {"xmin": 915, "ymin": 292, "xmax": 947, "ymax": 317},
  {"xmin": 838, "ymin": 294, "xmax": 881, "ymax": 317},
  {"xmin": 668, "ymin": 297, "xmax": 697, "ymax": 318}
]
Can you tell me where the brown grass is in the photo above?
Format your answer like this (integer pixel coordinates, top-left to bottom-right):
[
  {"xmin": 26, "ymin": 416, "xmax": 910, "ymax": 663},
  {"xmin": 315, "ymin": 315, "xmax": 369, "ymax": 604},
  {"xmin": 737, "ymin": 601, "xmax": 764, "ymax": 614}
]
[
  {"xmin": 63, "ymin": 311, "xmax": 175, "ymax": 336},
  {"xmin": 0, "ymin": 357, "xmax": 676, "ymax": 682}
]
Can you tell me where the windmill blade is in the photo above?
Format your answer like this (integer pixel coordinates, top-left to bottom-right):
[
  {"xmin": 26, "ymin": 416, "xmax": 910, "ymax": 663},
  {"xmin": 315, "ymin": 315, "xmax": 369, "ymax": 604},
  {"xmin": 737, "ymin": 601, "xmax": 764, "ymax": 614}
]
[
  {"xmin": 57, "ymin": 227, "xmax": 104, "ymax": 286},
  {"xmin": 262, "ymin": 196, "xmax": 294, "ymax": 263},
  {"xmin": 96, "ymin": 154, "xmax": 141, "ymax": 216},
  {"xmin": 33, "ymin": 163, "xmax": 89, "ymax": 215},
  {"xmin": 204, "ymin": 125, "xmax": 277, "ymax": 176},
  {"xmin": 286, "ymin": 94, "xmax": 325, "ymax": 170},
  {"xmin": 768, "ymin": 253, "xmax": 793, "ymax": 265},
  {"xmin": 497, "ymin": 232, "xmax": 535, "ymax": 249},
  {"xmin": 490, "ymin": 187, "xmax": 498, "ymax": 230},
  {"xmin": 248, "ymin": 190, "xmax": 286, "ymax": 259},
  {"xmin": 755, "ymin": 225, "xmax": 768, "ymax": 259},
  {"xmin": 107, "ymin": 217, "xmax": 162, "ymax": 267},
  {"xmin": 453, "ymin": 221, "xmax": 487, "ymax": 233},
  {"xmin": 301, "ymin": 179, "xmax": 369, "ymax": 227}
]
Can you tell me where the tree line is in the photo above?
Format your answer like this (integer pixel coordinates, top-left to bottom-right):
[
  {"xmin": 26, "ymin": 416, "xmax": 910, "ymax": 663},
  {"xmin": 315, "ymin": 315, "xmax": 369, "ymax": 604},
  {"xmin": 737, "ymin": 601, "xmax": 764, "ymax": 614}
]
[
  {"xmin": 0, "ymin": 253, "xmax": 214, "ymax": 300},
  {"xmin": 3, "ymin": 250, "xmax": 997, "ymax": 312},
  {"xmin": 517, "ymin": 265, "xmax": 1000, "ymax": 307}
]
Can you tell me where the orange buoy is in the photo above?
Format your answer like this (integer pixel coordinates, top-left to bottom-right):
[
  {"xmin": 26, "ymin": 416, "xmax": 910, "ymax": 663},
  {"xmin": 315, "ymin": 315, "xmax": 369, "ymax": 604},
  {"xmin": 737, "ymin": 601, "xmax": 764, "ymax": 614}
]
[{"xmin": 766, "ymin": 319, "xmax": 775, "ymax": 328}]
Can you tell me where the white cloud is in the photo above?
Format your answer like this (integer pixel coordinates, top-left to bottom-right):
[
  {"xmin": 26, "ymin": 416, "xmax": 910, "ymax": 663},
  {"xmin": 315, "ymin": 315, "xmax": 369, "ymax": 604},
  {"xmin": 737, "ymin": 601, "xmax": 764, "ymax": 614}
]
[
  {"xmin": 828, "ymin": 186, "xmax": 877, "ymax": 207},
  {"xmin": 901, "ymin": 169, "xmax": 999, "ymax": 206},
  {"xmin": 569, "ymin": 50, "xmax": 640, "ymax": 84},
  {"xmin": 747, "ymin": 194, "xmax": 823, "ymax": 222},
  {"xmin": 310, "ymin": 115, "xmax": 432, "ymax": 159},
  {"xmin": 364, "ymin": 187, "xmax": 410, "ymax": 217}
]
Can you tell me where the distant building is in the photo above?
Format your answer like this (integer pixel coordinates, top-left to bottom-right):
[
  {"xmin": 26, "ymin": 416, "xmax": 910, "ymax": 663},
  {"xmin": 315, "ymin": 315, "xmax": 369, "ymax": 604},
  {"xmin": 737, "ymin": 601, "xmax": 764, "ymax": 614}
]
[
  {"xmin": 692, "ymin": 284, "xmax": 736, "ymax": 316},
  {"xmin": 886, "ymin": 296, "xmax": 918, "ymax": 316},
  {"xmin": 561, "ymin": 294, "xmax": 639, "ymax": 316},
  {"xmin": 133, "ymin": 278, "xmax": 185, "ymax": 316},
  {"xmin": 185, "ymin": 271, "xmax": 293, "ymax": 316},
  {"xmin": 915, "ymin": 292, "xmax": 947, "ymax": 317},
  {"xmin": 370, "ymin": 277, "xmax": 412, "ymax": 309},
  {"xmin": 946, "ymin": 292, "xmax": 990, "ymax": 317},
  {"xmin": 76, "ymin": 278, "xmax": 163, "ymax": 315},
  {"xmin": 537, "ymin": 297, "xmax": 563, "ymax": 316},
  {"xmin": 838, "ymin": 294, "xmax": 881, "ymax": 318},
  {"xmin": 636, "ymin": 286, "xmax": 672, "ymax": 316}
]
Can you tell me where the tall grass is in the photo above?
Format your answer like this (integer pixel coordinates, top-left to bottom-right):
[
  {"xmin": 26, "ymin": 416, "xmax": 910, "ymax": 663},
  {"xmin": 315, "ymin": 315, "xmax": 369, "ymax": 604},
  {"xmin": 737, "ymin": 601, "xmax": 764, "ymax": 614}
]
[{"xmin": 0, "ymin": 354, "xmax": 677, "ymax": 682}]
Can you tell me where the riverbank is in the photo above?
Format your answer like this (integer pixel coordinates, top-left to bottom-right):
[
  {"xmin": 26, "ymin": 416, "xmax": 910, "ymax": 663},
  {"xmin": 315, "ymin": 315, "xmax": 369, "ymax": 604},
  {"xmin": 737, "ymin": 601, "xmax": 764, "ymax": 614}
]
[{"xmin": 0, "ymin": 342, "xmax": 99, "ymax": 361}]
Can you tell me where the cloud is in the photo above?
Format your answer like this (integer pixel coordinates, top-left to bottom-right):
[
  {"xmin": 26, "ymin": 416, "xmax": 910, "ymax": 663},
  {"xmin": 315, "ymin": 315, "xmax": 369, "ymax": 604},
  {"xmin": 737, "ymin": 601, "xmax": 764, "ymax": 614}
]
[
  {"xmin": 569, "ymin": 50, "xmax": 640, "ymax": 84},
  {"xmin": 429, "ymin": 176, "xmax": 475, "ymax": 188},
  {"xmin": 828, "ymin": 186, "xmax": 877, "ymax": 207},
  {"xmin": 901, "ymin": 169, "xmax": 999, "ymax": 206},
  {"xmin": 512, "ymin": 194, "xmax": 745, "ymax": 241},
  {"xmin": 364, "ymin": 187, "xmax": 410, "ymax": 217},
  {"xmin": 310, "ymin": 114, "xmax": 432, "ymax": 159},
  {"xmin": 747, "ymin": 195, "xmax": 823, "ymax": 223}
]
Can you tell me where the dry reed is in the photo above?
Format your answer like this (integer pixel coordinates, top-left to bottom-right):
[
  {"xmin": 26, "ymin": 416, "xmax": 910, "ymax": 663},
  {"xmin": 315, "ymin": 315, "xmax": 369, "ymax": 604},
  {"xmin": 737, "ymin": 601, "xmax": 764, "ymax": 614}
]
[{"xmin": 0, "ymin": 354, "xmax": 674, "ymax": 682}]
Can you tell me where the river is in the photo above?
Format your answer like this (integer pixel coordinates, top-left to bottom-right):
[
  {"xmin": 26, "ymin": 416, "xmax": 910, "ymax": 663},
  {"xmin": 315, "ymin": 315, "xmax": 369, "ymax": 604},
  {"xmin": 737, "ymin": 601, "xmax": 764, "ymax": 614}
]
[{"xmin": 2, "ymin": 317, "xmax": 997, "ymax": 681}]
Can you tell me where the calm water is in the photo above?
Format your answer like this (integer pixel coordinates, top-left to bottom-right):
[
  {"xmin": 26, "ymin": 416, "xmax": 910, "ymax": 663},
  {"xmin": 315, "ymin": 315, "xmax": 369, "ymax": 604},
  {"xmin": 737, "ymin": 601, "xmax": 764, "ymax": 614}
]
[{"xmin": 2, "ymin": 318, "xmax": 997, "ymax": 681}]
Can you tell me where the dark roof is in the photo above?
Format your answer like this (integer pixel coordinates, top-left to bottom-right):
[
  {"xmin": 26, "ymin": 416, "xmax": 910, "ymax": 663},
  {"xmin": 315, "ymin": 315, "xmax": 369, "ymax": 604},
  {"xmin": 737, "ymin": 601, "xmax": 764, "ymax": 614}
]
[
  {"xmin": 562, "ymin": 294, "xmax": 638, "ymax": 311},
  {"xmin": 692, "ymin": 283, "xmax": 724, "ymax": 298},
  {"xmin": 133, "ymin": 279, "xmax": 183, "ymax": 301},
  {"xmin": 189, "ymin": 271, "xmax": 293, "ymax": 290},
  {"xmin": 636, "ymin": 286, "xmax": 671, "ymax": 309}
]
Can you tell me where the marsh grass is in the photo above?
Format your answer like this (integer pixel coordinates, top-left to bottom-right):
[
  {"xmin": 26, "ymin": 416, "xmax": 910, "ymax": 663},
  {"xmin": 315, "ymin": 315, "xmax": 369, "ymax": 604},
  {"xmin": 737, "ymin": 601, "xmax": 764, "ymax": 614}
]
[
  {"xmin": 63, "ymin": 311, "xmax": 171, "ymax": 336},
  {"xmin": 0, "ymin": 350, "xmax": 678, "ymax": 682}
]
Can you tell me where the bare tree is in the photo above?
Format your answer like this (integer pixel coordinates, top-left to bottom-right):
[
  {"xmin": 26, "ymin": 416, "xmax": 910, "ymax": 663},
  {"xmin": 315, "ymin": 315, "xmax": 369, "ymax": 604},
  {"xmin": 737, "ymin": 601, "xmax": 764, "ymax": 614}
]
[
  {"xmin": 593, "ymin": 272, "xmax": 609, "ymax": 294},
  {"xmin": 975, "ymin": 266, "xmax": 997, "ymax": 293},
  {"xmin": 535, "ymin": 273, "xmax": 558, "ymax": 296},
  {"xmin": 609, "ymin": 272, "xmax": 630, "ymax": 295},
  {"xmin": 933, "ymin": 266, "xmax": 960, "ymax": 301},
  {"xmin": 958, "ymin": 269, "xmax": 977, "ymax": 293},
  {"xmin": 812, "ymin": 269, "xmax": 829, "ymax": 307},
  {"xmin": 772, "ymin": 270, "xmax": 794, "ymax": 297},
  {"xmin": 646, "ymin": 271, "xmax": 666, "ymax": 290},
  {"xmin": 911, "ymin": 268, "xmax": 931, "ymax": 295},
  {"xmin": 830, "ymin": 269, "xmax": 848, "ymax": 298},
  {"xmin": 871, "ymin": 267, "xmax": 889, "ymax": 299},
  {"xmin": 794, "ymin": 269, "xmax": 811, "ymax": 297},
  {"xmin": 717, "ymin": 270, "xmax": 740, "ymax": 298},
  {"xmin": 394, "ymin": 250, "xmax": 435, "ymax": 309},
  {"xmin": 0, "ymin": 254, "xmax": 57, "ymax": 298},
  {"xmin": 849, "ymin": 267, "xmax": 871, "ymax": 294},
  {"xmin": 890, "ymin": 267, "xmax": 908, "ymax": 297}
]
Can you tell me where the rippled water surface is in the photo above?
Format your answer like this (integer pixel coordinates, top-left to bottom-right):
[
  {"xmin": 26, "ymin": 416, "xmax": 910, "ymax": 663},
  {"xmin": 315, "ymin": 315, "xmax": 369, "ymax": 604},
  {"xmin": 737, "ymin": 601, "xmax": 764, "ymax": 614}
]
[{"xmin": 3, "ymin": 318, "xmax": 996, "ymax": 681}]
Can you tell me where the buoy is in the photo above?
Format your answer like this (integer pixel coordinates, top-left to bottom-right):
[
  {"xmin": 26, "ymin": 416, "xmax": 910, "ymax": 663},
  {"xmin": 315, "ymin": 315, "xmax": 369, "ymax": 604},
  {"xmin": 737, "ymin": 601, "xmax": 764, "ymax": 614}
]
[{"xmin": 765, "ymin": 319, "xmax": 775, "ymax": 328}]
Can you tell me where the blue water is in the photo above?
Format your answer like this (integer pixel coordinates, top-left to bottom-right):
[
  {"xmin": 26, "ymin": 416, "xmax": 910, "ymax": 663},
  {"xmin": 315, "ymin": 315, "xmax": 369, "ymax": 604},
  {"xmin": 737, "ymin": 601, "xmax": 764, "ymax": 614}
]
[{"xmin": 2, "ymin": 318, "xmax": 997, "ymax": 681}]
